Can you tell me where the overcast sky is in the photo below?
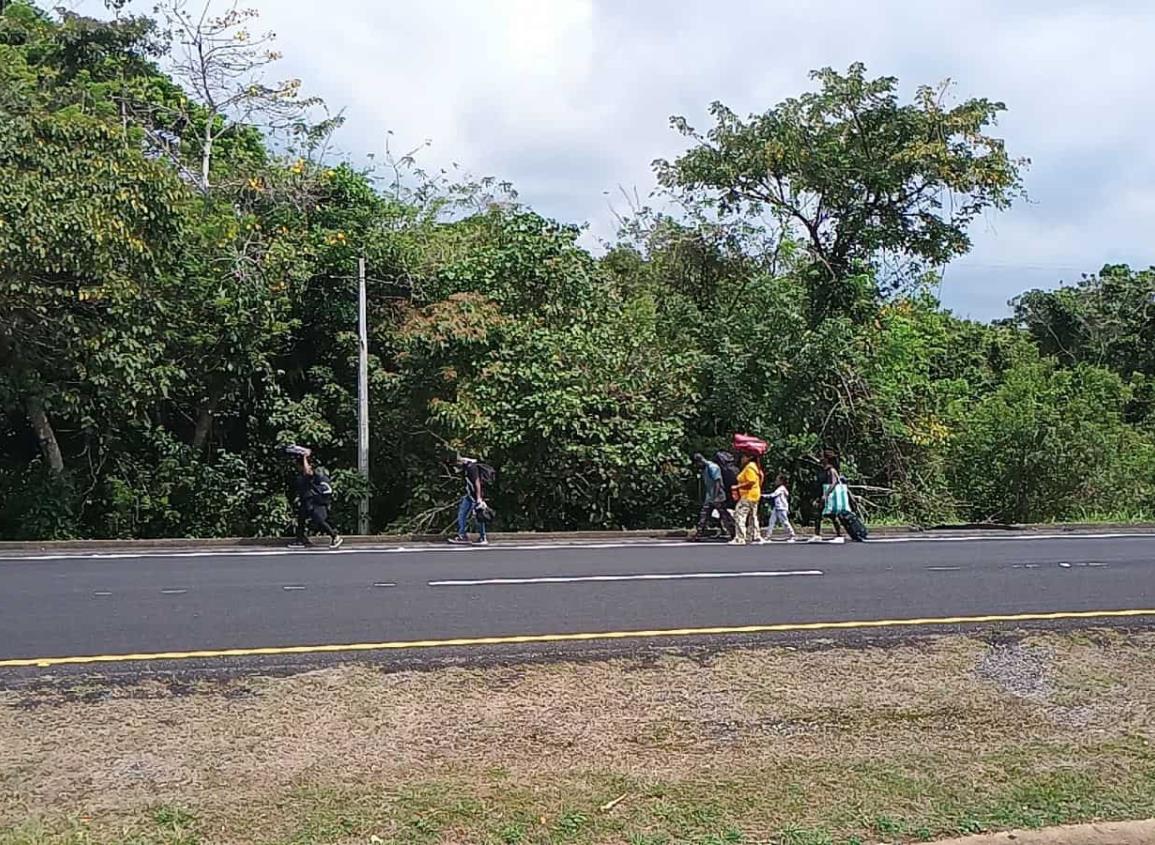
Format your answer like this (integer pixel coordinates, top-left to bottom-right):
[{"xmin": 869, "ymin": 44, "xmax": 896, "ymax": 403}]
[{"xmin": 68, "ymin": 0, "xmax": 1155, "ymax": 320}]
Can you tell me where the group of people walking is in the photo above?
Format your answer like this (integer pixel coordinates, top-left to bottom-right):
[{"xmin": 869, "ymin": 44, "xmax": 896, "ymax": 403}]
[
  {"xmin": 285, "ymin": 442, "xmax": 863, "ymax": 548},
  {"xmin": 692, "ymin": 448, "xmax": 858, "ymax": 545}
]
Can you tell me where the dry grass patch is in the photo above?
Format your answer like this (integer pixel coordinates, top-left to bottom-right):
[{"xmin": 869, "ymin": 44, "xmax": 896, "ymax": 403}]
[{"xmin": 2, "ymin": 631, "xmax": 1154, "ymax": 844}]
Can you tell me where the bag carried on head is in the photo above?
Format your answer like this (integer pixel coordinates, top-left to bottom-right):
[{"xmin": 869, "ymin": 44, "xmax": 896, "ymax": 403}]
[{"xmin": 732, "ymin": 433, "xmax": 768, "ymax": 457}]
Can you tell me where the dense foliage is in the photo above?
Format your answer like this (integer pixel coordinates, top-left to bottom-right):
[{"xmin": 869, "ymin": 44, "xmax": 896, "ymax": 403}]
[{"xmin": 1, "ymin": 2, "xmax": 1152, "ymax": 539}]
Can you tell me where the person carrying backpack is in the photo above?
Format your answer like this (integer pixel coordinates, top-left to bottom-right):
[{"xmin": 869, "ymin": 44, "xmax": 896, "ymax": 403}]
[
  {"xmin": 691, "ymin": 452, "xmax": 736, "ymax": 540},
  {"xmin": 448, "ymin": 454, "xmax": 494, "ymax": 546},
  {"xmin": 288, "ymin": 449, "xmax": 343, "ymax": 549}
]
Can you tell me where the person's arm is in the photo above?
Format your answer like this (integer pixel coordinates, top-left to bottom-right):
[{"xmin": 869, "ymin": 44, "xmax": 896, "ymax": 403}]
[{"xmin": 302, "ymin": 455, "xmax": 315, "ymax": 477}]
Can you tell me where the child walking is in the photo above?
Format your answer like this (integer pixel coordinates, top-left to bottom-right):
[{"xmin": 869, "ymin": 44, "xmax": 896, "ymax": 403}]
[{"xmin": 764, "ymin": 473, "xmax": 796, "ymax": 542}]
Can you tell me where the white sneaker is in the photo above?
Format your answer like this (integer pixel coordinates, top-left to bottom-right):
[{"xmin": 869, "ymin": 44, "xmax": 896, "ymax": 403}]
[
  {"xmin": 476, "ymin": 538, "xmax": 489, "ymax": 546},
  {"xmin": 786, "ymin": 537, "xmax": 797, "ymax": 543},
  {"xmin": 827, "ymin": 536, "xmax": 846, "ymax": 544},
  {"xmin": 807, "ymin": 536, "xmax": 822, "ymax": 543},
  {"xmin": 727, "ymin": 539, "xmax": 744, "ymax": 546}
]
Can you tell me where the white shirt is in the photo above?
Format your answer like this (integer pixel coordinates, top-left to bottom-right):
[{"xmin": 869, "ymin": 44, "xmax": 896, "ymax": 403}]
[{"xmin": 770, "ymin": 485, "xmax": 789, "ymax": 511}]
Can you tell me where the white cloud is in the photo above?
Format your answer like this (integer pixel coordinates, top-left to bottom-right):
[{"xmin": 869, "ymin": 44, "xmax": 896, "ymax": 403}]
[{"xmin": 67, "ymin": 0, "xmax": 1155, "ymax": 318}]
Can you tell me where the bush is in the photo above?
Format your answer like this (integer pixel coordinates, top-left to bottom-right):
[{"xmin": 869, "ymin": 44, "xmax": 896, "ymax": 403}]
[{"xmin": 946, "ymin": 359, "xmax": 1155, "ymax": 523}]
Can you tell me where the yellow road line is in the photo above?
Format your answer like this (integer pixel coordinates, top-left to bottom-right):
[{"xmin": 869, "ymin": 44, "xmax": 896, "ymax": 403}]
[{"xmin": 3, "ymin": 608, "xmax": 1154, "ymax": 669}]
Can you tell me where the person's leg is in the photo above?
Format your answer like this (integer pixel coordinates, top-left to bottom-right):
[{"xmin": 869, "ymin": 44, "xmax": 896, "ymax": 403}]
[
  {"xmin": 456, "ymin": 495, "xmax": 472, "ymax": 539},
  {"xmin": 696, "ymin": 500, "xmax": 714, "ymax": 536},
  {"xmin": 476, "ymin": 507, "xmax": 487, "ymax": 542},
  {"xmin": 717, "ymin": 499, "xmax": 736, "ymax": 537},
  {"xmin": 731, "ymin": 501, "xmax": 749, "ymax": 544},
  {"xmin": 749, "ymin": 502, "xmax": 760, "ymax": 542},
  {"xmin": 764, "ymin": 508, "xmax": 779, "ymax": 539},
  {"xmin": 767, "ymin": 508, "xmax": 792, "ymax": 540},
  {"xmin": 294, "ymin": 511, "xmax": 310, "ymax": 545},
  {"xmin": 310, "ymin": 507, "xmax": 339, "ymax": 540}
]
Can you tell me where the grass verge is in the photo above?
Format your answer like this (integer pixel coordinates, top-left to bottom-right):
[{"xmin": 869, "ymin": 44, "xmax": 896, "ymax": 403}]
[{"xmin": 2, "ymin": 631, "xmax": 1154, "ymax": 844}]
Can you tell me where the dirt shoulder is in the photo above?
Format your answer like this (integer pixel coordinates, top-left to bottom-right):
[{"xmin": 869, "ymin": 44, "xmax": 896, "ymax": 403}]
[
  {"xmin": 931, "ymin": 819, "xmax": 1155, "ymax": 844},
  {"xmin": 3, "ymin": 630, "xmax": 1155, "ymax": 844}
]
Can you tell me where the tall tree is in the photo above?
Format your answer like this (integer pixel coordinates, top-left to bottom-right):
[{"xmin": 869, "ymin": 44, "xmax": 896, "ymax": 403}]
[
  {"xmin": 656, "ymin": 63, "xmax": 1027, "ymax": 320},
  {"xmin": 0, "ymin": 3, "xmax": 187, "ymax": 475},
  {"xmin": 154, "ymin": 0, "xmax": 332, "ymax": 192}
]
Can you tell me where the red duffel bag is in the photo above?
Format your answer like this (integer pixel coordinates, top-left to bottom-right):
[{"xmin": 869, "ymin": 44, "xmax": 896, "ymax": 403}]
[{"xmin": 732, "ymin": 433, "xmax": 768, "ymax": 456}]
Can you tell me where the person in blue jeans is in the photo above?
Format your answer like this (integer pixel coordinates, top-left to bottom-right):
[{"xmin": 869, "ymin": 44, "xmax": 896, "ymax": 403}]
[{"xmin": 448, "ymin": 455, "xmax": 488, "ymax": 545}]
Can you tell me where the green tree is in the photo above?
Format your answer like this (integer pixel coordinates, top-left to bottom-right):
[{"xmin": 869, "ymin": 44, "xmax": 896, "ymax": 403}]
[
  {"xmin": 656, "ymin": 63, "xmax": 1027, "ymax": 320},
  {"xmin": 1011, "ymin": 264, "xmax": 1155, "ymax": 378},
  {"xmin": 0, "ymin": 7, "xmax": 187, "ymax": 476}
]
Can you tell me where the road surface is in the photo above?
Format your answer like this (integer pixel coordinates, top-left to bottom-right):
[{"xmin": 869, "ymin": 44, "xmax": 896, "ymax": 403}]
[{"xmin": 1, "ymin": 533, "xmax": 1154, "ymax": 672}]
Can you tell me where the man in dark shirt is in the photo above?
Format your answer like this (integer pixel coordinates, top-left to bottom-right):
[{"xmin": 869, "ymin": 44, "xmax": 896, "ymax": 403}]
[
  {"xmin": 289, "ymin": 451, "xmax": 343, "ymax": 548},
  {"xmin": 448, "ymin": 454, "xmax": 488, "ymax": 546}
]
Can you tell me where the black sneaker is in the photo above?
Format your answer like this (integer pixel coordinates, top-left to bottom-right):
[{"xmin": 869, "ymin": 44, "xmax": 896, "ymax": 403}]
[
  {"xmin": 329, "ymin": 536, "xmax": 344, "ymax": 549},
  {"xmin": 447, "ymin": 536, "xmax": 471, "ymax": 545},
  {"xmin": 287, "ymin": 539, "xmax": 312, "ymax": 549}
]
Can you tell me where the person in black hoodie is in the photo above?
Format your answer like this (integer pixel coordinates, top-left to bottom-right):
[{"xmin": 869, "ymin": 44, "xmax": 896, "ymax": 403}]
[{"xmin": 288, "ymin": 450, "xmax": 343, "ymax": 549}]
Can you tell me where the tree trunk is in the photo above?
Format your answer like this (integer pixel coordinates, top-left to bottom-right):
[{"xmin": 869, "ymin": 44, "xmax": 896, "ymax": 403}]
[
  {"xmin": 191, "ymin": 394, "xmax": 220, "ymax": 452},
  {"xmin": 26, "ymin": 395, "xmax": 64, "ymax": 475},
  {"xmin": 201, "ymin": 125, "xmax": 213, "ymax": 191}
]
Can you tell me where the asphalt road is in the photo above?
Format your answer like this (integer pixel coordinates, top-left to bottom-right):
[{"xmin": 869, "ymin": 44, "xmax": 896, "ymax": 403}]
[{"xmin": 2, "ymin": 533, "xmax": 1154, "ymax": 670}]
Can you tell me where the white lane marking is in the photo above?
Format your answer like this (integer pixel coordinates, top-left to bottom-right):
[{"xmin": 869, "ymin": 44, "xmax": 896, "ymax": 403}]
[
  {"xmin": 430, "ymin": 569, "xmax": 824, "ymax": 587},
  {"xmin": 160, "ymin": 589, "xmax": 188, "ymax": 595},
  {"xmin": 93, "ymin": 591, "xmax": 112, "ymax": 597},
  {"xmin": 372, "ymin": 582, "xmax": 396, "ymax": 588},
  {"xmin": 2, "ymin": 532, "xmax": 1154, "ymax": 562},
  {"xmin": 928, "ymin": 566, "xmax": 962, "ymax": 572},
  {"xmin": 281, "ymin": 585, "xmax": 306, "ymax": 591}
]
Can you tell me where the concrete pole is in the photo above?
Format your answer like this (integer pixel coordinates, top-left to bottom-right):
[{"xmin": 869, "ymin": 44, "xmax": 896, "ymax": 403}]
[{"xmin": 357, "ymin": 257, "xmax": 370, "ymax": 535}]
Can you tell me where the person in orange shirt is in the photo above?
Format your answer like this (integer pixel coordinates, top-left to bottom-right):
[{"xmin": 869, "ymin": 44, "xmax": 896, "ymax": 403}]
[{"xmin": 729, "ymin": 452, "xmax": 764, "ymax": 545}]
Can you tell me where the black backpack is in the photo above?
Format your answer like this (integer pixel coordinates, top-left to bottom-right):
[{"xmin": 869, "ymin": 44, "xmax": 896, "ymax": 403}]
[
  {"xmin": 311, "ymin": 471, "xmax": 334, "ymax": 506},
  {"xmin": 713, "ymin": 451, "xmax": 739, "ymax": 500},
  {"xmin": 476, "ymin": 462, "xmax": 496, "ymax": 485}
]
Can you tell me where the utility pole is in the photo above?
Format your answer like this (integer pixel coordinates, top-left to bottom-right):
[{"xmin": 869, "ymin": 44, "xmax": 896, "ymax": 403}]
[{"xmin": 357, "ymin": 257, "xmax": 370, "ymax": 536}]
